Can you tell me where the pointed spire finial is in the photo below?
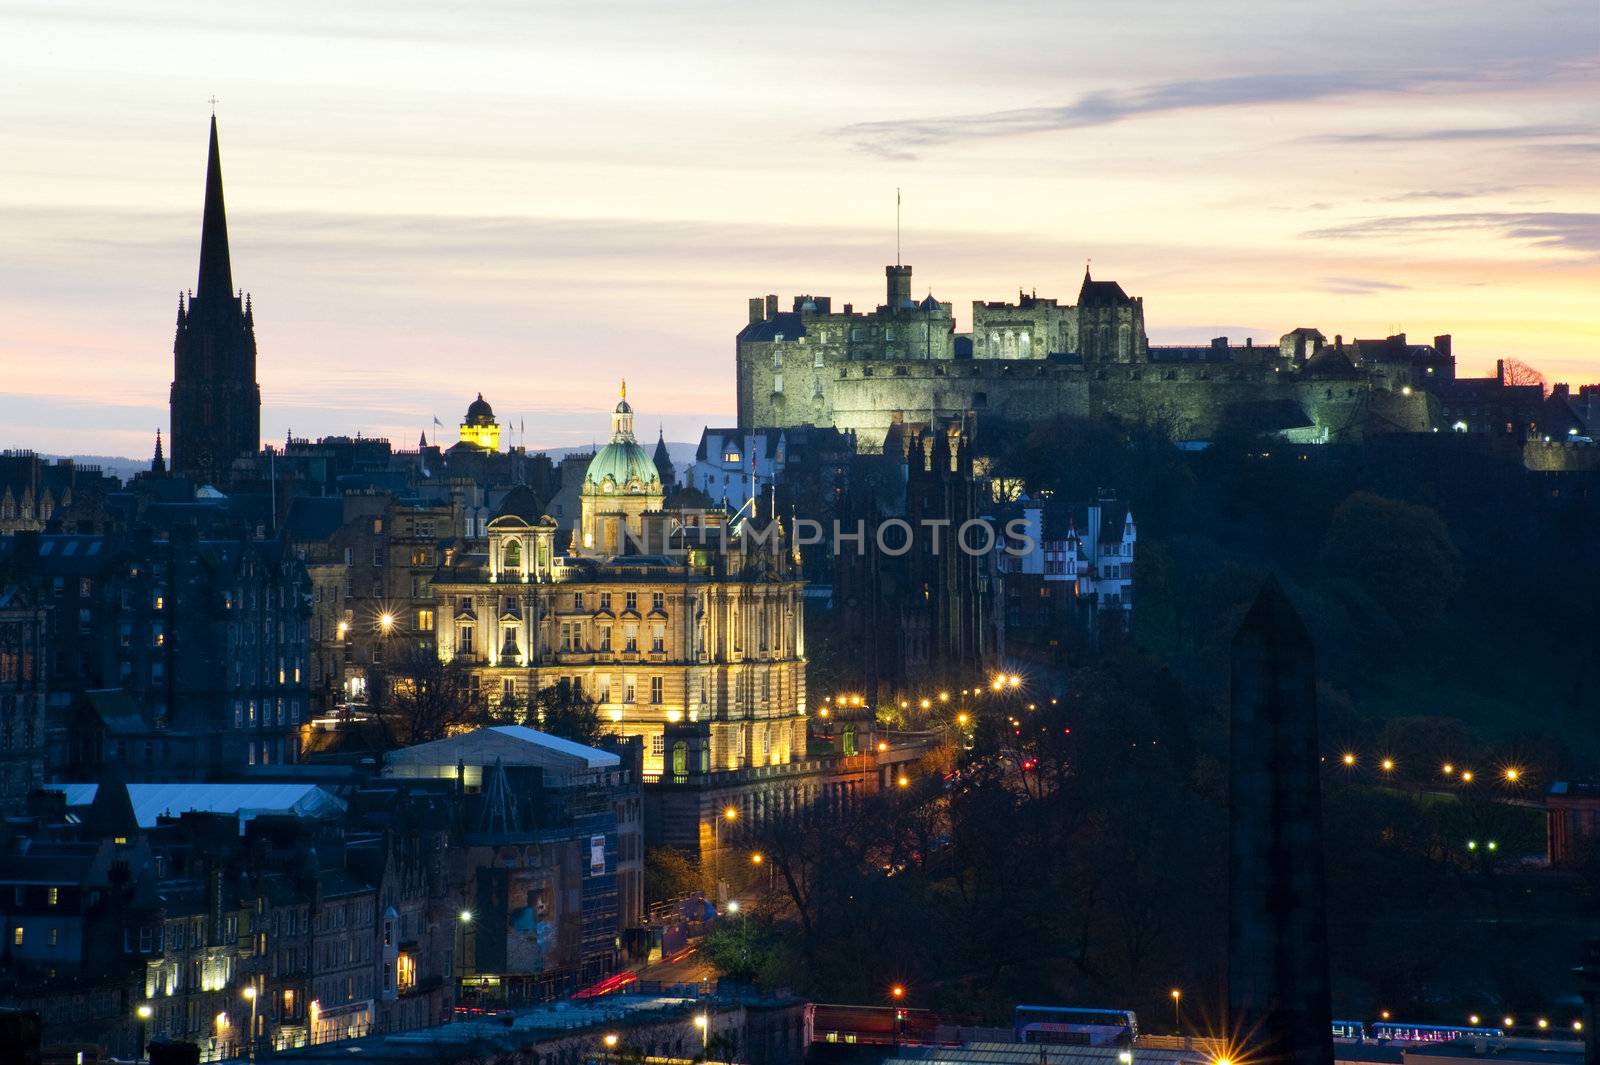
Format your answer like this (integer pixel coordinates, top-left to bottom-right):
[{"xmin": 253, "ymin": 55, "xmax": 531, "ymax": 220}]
[
  {"xmin": 620, "ymin": 378, "xmax": 626, "ymax": 401},
  {"xmin": 196, "ymin": 114, "xmax": 233, "ymax": 299}
]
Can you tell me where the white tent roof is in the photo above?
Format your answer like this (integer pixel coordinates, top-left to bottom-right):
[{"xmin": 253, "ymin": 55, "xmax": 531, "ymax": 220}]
[{"xmin": 51, "ymin": 783, "xmax": 345, "ymax": 829}]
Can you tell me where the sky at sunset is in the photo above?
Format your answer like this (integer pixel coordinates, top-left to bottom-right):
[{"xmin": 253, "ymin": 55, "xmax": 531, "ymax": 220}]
[{"xmin": 1, "ymin": 0, "xmax": 1596, "ymax": 460}]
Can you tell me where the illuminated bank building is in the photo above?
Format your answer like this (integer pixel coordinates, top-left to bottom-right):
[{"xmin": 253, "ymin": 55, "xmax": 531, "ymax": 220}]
[{"xmin": 432, "ymin": 384, "xmax": 809, "ymax": 783}]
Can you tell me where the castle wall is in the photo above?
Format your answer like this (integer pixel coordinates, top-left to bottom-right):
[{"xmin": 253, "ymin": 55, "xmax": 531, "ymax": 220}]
[{"xmin": 740, "ymin": 351, "xmax": 1432, "ymax": 449}]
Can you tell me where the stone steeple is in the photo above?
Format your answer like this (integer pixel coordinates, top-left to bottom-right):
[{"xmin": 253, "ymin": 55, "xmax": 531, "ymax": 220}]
[{"xmin": 169, "ymin": 115, "xmax": 261, "ymax": 484}]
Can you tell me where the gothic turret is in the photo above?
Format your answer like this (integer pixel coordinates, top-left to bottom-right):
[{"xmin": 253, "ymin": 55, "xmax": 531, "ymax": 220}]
[
  {"xmin": 652, "ymin": 427, "xmax": 675, "ymax": 488},
  {"xmin": 169, "ymin": 115, "xmax": 261, "ymax": 484}
]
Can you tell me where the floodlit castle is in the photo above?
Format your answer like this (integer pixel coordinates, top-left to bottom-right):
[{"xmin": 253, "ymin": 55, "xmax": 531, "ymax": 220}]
[{"xmin": 736, "ymin": 263, "xmax": 1444, "ymax": 449}]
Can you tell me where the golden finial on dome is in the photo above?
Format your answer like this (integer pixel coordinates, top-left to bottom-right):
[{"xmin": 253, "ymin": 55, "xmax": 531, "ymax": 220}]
[{"xmin": 620, "ymin": 379, "xmax": 626, "ymax": 401}]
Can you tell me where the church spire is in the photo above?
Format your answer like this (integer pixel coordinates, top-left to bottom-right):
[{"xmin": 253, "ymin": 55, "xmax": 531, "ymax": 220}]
[
  {"xmin": 152, "ymin": 428, "xmax": 167, "ymax": 475},
  {"xmin": 196, "ymin": 115, "xmax": 233, "ymax": 299}
]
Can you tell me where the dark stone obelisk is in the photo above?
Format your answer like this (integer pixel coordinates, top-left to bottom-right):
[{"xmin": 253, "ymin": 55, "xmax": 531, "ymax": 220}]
[{"xmin": 1228, "ymin": 577, "xmax": 1335, "ymax": 1065}]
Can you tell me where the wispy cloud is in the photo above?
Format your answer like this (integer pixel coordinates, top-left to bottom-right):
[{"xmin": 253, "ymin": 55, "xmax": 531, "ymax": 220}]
[
  {"xmin": 1318, "ymin": 276, "xmax": 1411, "ymax": 295},
  {"xmin": 1304, "ymin": 212, "xmax": 1600, "ymax": 255},
  {"xmin": 1380, "ymin": 187, "xmax": 1522, "ymax": 202},
  {"xmin": 835, "ymin": 70, "xmax": 1456, "ymax": 157},
  {"xmin": 1307, "ymin": 124, "xmax": 1597, "ymax": 144}
]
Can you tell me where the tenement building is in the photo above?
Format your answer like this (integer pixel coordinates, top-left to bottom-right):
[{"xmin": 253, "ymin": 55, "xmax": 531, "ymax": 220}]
[{"xmin": 736, "ymin": 262, "xmax": 1439, "ymax": 449}]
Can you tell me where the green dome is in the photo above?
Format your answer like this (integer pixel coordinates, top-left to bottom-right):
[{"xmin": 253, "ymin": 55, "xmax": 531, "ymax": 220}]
[{"xmin": 585, "ymin": 439, "xmax": 660, "ymax": 492}]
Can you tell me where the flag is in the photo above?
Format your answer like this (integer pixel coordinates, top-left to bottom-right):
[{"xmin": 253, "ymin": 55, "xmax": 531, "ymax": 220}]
[{"xmin": 432, "ymin": 416, "xmax": 443, "ymax": 428}]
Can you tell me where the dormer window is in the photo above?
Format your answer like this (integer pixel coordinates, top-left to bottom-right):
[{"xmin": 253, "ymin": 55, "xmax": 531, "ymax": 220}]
[{"xmin": 723, "ymin": 450, "xmax": 741, "ymax": 464}]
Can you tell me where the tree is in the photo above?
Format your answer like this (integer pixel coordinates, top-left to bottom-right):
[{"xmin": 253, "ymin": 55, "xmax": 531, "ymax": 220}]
[
  {"xmin": 1320, "ymin": 491, "xmax": 1460, "ymax": 632},
  {"xmin": 368, "ymin": 642, "xmax": 482, "ymax": 748},
  {"xmin": 644, "ymin": 846, "xmax": 704, "ymax": 905},
  {"xmin": 524, "ymin": 679, "xmax": 606, "ymax": 747},
  {"xmin": 1500, "ymin": 358, "xmax": 1547, "ymax": 394}
]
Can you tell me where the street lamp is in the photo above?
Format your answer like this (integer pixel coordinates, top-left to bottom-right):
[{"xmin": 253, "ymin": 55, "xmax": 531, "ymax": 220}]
[
  {"xmin": 695, "ymin": 1012, "xmax": 710, "ymax": 1059},
  {"xmin": 243, "ymin": 985, "xmax": 259, "ymax": 1065},
  {"xmin": 1171, "ymin": 989, "xmax": 1182, "ymax": 1033},
  {"xmin": 135, "ymin": 1004, "xmax": 153, "ymax": 1064},
  {"xmin": 714, "ymin": 806, "xmax": 737, "ymax": 897},
  {"xmin": 456, "ymin": 909, "xmax": 474, "ymax": 1006},
  {"xmin": 726, "ymin": 899, "xmax": 741, "ymax": 914}
]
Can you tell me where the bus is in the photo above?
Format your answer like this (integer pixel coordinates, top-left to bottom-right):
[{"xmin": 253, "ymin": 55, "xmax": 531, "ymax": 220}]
[
  {"xmin": 1331, "ymin": 1020, "xmax": 1366, "ymax": 1042},
  {"xmin": 1371, "ymin": 1022, "xmax": 1505, "ymax": 1044},
  {"xmin": 1014, "ymin": 1006, "xmax": 1139, "ymax": 1047}
]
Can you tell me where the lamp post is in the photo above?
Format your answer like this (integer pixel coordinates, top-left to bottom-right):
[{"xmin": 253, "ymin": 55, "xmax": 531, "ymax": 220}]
[
  {"xmin": 243, "ymin": 984, "xmax": 259, "ymax": 1065},
  {"xmin": 1170, "ymin": 989, "xmax": 1182, "ymax": 1035},
  {"xmin": 604, "ymin": 1032, "xmax": 620, "ymax": 1065},
  {"xmin": 134, "ymin": 1004, "xmax": 152, "ymax": 1064},
  {"xmin": 695, "ymin": 1012, "xmax": 710, "ymax": 1062},
  {"xmin": 456, "ymin": 909, "xmax": 474, "ymax": 1006},
  {"xmin": 715, "ymin": 806, "xmax": 737, "ymax": 900}
]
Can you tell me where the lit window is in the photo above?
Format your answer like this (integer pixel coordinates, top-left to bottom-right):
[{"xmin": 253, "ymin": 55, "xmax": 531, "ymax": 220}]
[
  {"xmin": 47, "ymin": 887, "xmax": 58, "ymax": 906},
  {"xmin": 11, "ymin": 927, "xmax": 21, "ymax": 946}
]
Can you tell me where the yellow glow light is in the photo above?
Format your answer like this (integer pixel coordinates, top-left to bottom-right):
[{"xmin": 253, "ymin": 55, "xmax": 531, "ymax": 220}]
[
  {"xmin": 723, "ymin": 806, "xmax": 738, "ymax": 821},
  {"xmin": 1342, "ymin": 752, "xmax": 1356, "ymax": 766}
]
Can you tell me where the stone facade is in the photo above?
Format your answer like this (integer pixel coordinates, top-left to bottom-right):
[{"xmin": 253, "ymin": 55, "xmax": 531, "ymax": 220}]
[{"xmin": 737, "ymin": 263, "xmax": 1436, "ymax": 449}]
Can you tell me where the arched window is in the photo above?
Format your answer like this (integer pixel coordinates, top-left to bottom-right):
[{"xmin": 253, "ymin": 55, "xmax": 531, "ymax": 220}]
[
  {"xmin": 671, "ymin": 741, "xmax": 688, "ymax": 777},
  {"xmin": 502, "ymin": 539, "xmax": 522, "ymax": 571}
]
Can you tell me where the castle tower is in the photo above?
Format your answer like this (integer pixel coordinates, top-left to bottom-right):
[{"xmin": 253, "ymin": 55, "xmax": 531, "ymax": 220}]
[
  {"xmin": 1228, "ymin": 577, "xmax": 1335, "ymax": 1065},
  {"xmin": 169, "ymin": 116, "xmax": 261, "ymax": 484},
  {"xmin": 886, "ymin": 264, "xmax": 913, "ymax": 308}
]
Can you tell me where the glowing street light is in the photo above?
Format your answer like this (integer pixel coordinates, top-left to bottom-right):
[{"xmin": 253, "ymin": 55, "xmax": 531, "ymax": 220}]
[
  {"xmin": 135, "ymin": 1004, "xmax": 153, "ymax": 1064},
  {"xmin": 694, "ymin": 1012, "xmax": 710, "ymax": 1053},
  {"xmin": 897, "ymin": 774, "xmax": 909, "ymax": 788},
  {"xmin": 243, "ymin": 984, "xmax": 259, "ymax": 1065},
  {"xmin": 379, "ymin": 611, "xmax": 395, "ymax": 633},
  {"xmin": 1504, "ymin": 767, "xmax": 1522, "ymax": 783},
  {"xmin": 1171, "ymin": 988, "xmax": 1182, "ymax": 1032},
  {"xmin": 459, "ymin": 909, "xmax": 473, "ymax": 923},
  {"xmin": 1381, "ymin": 758, "xmax": 1395, "ymax": 772},
  {"xmin": 891, "ymin": 984, "xmax": 906, "ymax": 999},
  {"xmin": 723, "ymin": 806, "xmax": 738, "ymax": 822},
  {"xmin": 919, "ymin": 698, "xmax": 932, "ymax": 710},
  {"xmin": 957, "ymin": 713, "xmax": 970, "ymax": 727},
  {"xmin": 1537, "ymin": 1019, "xmax": 1549, "ymax": 1030},
  {"xmin": 605, "ymin": 1034, "xmax": 620, "ymax": 1049},
  {"xmin": 750, "ymin": 852, "xmax": 764, "ymax": 865},
  {"xmin": 1442, "ymin": 763, "xmax": 1455, "ymax": 775},
  {"xmin": 1469, "ymin": 1015, "xmax": 1481, "ymax": 1026},
  {"xmin": 1120, "ymin": 1054, "xmax": 1133, "ymax": 1065},
  {"xmin": 1503, "ymin": 1017, "xmax": 1515, "ymax": 1028},
  {"xmin": 1342, "ymin": 752, "xmax": 1356, "ymax": 767},
  {"xmin": 725, "ymin": 899, "xmax": 740, "ymax": 914},
  {"xmin": 938, "ymin": 692, "xmax": 949, "ymax": 703}
]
